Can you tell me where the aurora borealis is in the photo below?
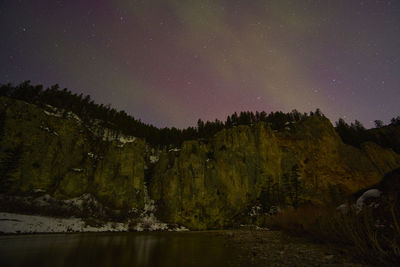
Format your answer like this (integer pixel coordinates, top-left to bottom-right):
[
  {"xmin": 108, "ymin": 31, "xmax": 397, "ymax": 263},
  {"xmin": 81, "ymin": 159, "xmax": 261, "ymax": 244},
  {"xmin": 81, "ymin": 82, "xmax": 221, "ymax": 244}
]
[{"xmin": 1, "ymin": 0, "xmax": 399, "ymax": 128}]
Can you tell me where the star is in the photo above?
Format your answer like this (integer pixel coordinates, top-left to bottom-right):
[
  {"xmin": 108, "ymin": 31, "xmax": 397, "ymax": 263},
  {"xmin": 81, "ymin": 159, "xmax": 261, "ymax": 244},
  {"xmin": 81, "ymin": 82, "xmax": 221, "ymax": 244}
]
[{"xmin": 0, "ymin": 0, "xmax": 399, "ymax": 129}]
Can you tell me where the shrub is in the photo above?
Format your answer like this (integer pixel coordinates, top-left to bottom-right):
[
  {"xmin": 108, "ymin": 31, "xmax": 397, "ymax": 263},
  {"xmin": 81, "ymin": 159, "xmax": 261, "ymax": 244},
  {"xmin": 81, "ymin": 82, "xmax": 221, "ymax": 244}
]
[{"xmin": 268, "ymin": 197, "xmax": 400, "ymax": 265}]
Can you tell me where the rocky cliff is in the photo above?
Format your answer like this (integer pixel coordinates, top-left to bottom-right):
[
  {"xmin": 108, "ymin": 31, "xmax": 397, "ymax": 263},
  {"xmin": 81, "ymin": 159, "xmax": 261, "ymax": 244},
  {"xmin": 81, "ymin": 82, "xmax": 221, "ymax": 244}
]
[
  {"xmin": 1, "ymin": 97, "xmax": 400, "ymax": 230},
  {"xmin": 0, "ymin": 97, "xmax": 145, "ymax": 213},
  {"xmin": 150, "ymin": 116, "xmax": 400, "ymax": 229}
]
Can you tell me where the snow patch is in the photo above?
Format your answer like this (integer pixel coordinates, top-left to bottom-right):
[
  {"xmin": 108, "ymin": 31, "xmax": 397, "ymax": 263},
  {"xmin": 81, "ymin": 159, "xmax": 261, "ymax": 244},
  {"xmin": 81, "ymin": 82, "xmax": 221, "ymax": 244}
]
[
  {"xmin": 130, "ymin": 185, "xmax": 168, "ymax": 231},
  {"xmin": 116, "ymin": 135, "xmax": 136, "ymax": 144},
  {"xmin": 63, "ymin": 194, "xmax": 100, "ymax": 210},
  {"xmin": 0, "ymin": 190, "xmax": 189, "ymax": 234},
  {"xmin": 43, "ymin": 110, "xmax": 62, "ymax": 118},
  {"xmin": 356, "ymin": 189, "xmax": 382, "ymax": 210},
  {"xmin": 338, "ymin": 189, "xmax": 383, "ymax": 213},
  {"xmin": 43, "ymin": 105, "xmax": 81, "ymax": 123},
  {"xmin": 239, "ymin": 224, "xmax": 269, "ymax": 230},
  {"xmin": 173, "ymin": 226, "xmax": 189, "ymax": 232},
  {"xmin": 42, "ymin": 106, "xmax": 136, "ymax": 146},
  {"xmin": 33, "ymin": 194, "xmax": 53, "ymax": 207},
  {"xmin": 130, "ymin": 185, "xmax": 188, "ymax": 232},
  {"xmin": 249, "ymin": 204, "xmax": 262, "ymax": 217},
  {"xmin": 87, "ymin": 152, "xmax": 101, "ymax": 160},
  {"xmin": 39, "ymin": 125, "xmax": 58, "ymax": 136},
  {"xmin": 33, "ymin": 189, "xmax": 45, "ymax": 194},
  {"xmin": 68, "ymin": 112, "xmax": 82, "ymax": 123},
  {"xmin": 89, "ymin": 126, "xmax": 136, "ymax": 146},
  {"xmin": 0, "ymin": 212, "xmax": 128, "ymax": 234},
  {"xmin": 149, "ymin": 155, "xmax": 159, "ymax": 164}
]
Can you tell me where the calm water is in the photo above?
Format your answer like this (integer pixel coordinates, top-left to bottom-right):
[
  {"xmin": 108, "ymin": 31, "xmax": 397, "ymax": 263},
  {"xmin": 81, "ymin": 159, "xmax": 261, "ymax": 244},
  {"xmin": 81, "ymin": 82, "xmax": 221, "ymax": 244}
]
[{"xmin": 0, "ymin": 232, "xmax": 243, "ymax": 267}]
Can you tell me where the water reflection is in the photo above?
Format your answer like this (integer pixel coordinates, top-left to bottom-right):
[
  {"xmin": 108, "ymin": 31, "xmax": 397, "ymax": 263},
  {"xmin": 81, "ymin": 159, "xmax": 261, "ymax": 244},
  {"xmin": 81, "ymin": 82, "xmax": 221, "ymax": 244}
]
[{"xmin": 0, "ymin": 232, "xmax": 241, "ymax": 267}]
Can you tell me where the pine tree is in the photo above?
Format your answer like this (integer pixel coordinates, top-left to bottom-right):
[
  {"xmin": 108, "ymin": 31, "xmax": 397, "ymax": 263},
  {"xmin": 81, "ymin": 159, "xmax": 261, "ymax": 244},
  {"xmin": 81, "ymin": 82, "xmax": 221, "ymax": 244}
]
[
  {"xmin": 290, "ymin": 164, "xmax": 301, "ymax": 208},
  {"xmin": 0, "ymin": 111, "xmax": 5, "ymax": 142},
  {"xmin": 226, "ymin": 115, "xmax": 232, "ymax": 128},
  {"xmin": 374, "ymin": 120, "xmax": 384, "ymax": 128},
  {"xmin": 0, "ymin": 145, "xmax": 22, "ymax": 192}
]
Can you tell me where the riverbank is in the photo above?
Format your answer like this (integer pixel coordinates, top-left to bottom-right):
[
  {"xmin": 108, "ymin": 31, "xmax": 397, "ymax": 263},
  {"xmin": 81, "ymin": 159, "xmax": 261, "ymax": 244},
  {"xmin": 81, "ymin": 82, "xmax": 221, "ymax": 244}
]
[
  {"xmin": 217, "ymin": 229, "xmax": 369, "ymax": 266},
  {"xmin": 0, "ymin": 212, "xmax": 188, "ymax": 234}
]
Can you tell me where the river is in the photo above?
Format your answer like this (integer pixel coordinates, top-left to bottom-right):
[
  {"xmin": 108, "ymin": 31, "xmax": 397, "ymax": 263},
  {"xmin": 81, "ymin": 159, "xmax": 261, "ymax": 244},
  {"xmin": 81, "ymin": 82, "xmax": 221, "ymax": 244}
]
[{"xmin": 0, "ymin": 231, "xmax": 243, "ymax": 267}]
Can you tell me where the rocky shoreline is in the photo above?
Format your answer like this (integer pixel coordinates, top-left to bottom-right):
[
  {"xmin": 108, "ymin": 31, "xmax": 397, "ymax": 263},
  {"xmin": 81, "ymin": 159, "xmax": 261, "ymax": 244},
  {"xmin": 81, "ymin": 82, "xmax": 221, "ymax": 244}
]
[{"xmin": 216, "ymin": 229, "xmax": 369, "ymax": 266}]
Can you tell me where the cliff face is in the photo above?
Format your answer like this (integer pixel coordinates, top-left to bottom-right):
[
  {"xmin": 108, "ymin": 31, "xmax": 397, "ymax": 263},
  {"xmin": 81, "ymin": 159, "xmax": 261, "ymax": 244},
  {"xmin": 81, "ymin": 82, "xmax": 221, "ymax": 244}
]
[
  {"xmin": 150, "ymin": 116, "xmax": 400, "ymax": 229},
  {"xmin": 1, "ymin": 97, "xmax": 400, "ymax": 230},
  {"xmin": 0, "ymin": 97, "xmax": 145, "ymax": 211}
]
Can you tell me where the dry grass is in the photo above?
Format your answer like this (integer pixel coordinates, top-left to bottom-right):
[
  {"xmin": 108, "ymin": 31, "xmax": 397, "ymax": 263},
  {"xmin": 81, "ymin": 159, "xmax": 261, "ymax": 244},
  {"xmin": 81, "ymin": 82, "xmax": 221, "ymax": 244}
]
[{"xmin": 268, "ymin": 197, "xmax": 400, "ymax": 265}]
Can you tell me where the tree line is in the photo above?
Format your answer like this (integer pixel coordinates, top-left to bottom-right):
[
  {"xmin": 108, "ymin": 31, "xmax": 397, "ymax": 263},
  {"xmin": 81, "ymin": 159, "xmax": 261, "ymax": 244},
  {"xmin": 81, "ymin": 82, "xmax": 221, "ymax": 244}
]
[
  {"xmin": 0, "ymin": 81, "xmax": 315, "ymax": 146},
  {"xmin": 1, "ymin": 81, "xmax": 399, "ymax": 149},
  {"xmin": 335, "ymin": 117, "xmax": 400, "ymax": 153}
]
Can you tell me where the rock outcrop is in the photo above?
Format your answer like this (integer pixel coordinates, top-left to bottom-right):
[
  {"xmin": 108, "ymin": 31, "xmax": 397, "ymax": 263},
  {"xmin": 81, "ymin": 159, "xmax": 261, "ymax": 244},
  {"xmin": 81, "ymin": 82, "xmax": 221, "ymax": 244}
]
[
  {"xmin": 150, "ymin": 116, "xmax": 400, "ymax": 229},
  {"xmin": 0, "ymin": 97, "xmax": 145, "ymax": 212},
  {"xmin": 1, "ymin": 96, "xmax": 400, "ymax": 230}
]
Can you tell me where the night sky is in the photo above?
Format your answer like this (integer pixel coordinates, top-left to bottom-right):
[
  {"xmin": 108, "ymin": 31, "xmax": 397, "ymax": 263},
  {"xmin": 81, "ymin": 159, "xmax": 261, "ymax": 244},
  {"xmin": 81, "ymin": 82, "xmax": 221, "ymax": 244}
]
[{"xmin": 1, "ymin": 1, "xmax": 399, "ymax": 129}]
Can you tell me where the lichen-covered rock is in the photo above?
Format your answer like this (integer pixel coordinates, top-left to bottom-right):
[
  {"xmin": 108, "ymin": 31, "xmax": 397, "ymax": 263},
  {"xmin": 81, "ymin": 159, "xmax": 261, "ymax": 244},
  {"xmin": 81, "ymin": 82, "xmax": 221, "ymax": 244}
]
[
  {"xmin": 150, "ymin": 116, "xmax": 400, "ymax": 229},
  {"xmin": 1, "ymin": 97, "xmax": 400, "ymax": 230},
  {"xmin": 150, "ymin": 123, "xmax": 284, "ymax": 229},
  {"xmin": 0, "ymin": 97, "xmax": 145, "ymax": 211}
]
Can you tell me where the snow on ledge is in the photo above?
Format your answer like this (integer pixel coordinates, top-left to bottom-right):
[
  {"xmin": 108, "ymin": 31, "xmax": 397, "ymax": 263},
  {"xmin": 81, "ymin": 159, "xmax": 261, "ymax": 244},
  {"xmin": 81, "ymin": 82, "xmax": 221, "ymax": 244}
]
[
  {"xmin": 43, "ymin": 105, "xmax": 82, "ymax": 123},
  {"xmin": 116, "ymin": 135, "xmax": 136, "ymax": 144},
  {"xmin": 99, "ymin": 128, "xmax": 136, "ymax": 145}
]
